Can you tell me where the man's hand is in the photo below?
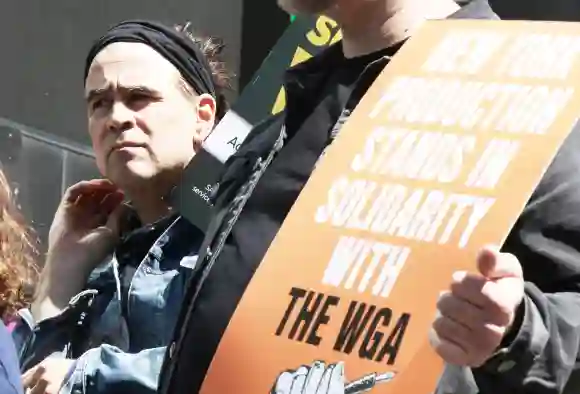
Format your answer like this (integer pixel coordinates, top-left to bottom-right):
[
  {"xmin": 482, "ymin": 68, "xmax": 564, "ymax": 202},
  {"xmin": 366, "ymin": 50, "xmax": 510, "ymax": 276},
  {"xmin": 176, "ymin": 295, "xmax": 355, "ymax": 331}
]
[
  {"xmin": 429, "ymin": 246, "xmax": 525, "ymax": 367},
  {"xmin": 47, "ymin": 179, "xmax": 125, "ymax": 267},
  {"xmin": 32, "ymin": 179, "xmax": 126, "ymax": 321},
  {"xmin": 273, "ymin": 362, "xmax": 345, "ymax": 394},
  {"xmin": 22, "ymin": 359, "xmax": 75, "ymax": 394}
]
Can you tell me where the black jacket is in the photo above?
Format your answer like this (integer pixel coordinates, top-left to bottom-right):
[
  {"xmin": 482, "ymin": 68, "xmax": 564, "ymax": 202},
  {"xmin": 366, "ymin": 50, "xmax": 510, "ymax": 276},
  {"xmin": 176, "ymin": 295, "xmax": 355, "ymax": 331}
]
[{"xmin": 160, "ymin": 2, "xmax": 580, "ymax": 393}]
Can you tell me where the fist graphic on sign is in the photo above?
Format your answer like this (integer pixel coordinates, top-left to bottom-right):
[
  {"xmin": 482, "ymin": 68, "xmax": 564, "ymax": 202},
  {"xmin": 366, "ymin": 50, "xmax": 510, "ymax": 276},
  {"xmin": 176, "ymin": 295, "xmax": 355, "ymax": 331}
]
[{"xmin": 271, "ymin": 361, "xmax": 395, "ymax": 394}]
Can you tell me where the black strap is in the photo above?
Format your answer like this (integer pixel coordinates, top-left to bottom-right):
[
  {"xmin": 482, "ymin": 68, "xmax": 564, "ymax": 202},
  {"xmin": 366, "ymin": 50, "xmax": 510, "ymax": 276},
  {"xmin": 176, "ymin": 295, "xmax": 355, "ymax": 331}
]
[
  {"xmin": 161, "ymin": 124, "xmax": 286, "ymax": 393},
  {"xmin": 194, "ymin": 115, "xmax": 287, "ymax": 270}
]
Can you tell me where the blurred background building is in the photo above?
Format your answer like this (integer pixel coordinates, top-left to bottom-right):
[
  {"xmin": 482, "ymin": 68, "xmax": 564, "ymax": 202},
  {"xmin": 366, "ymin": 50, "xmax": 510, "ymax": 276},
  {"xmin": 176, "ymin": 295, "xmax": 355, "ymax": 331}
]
[{"xmin": 0, "ymin": 0, "xmax": 577, "ymax": 249}]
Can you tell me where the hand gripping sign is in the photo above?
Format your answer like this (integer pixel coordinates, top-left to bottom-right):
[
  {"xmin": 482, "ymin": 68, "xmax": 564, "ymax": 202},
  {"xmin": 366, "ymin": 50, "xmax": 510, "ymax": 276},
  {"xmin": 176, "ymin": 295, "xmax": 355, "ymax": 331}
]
[{"xmin": 200, "ymin": 19, "xmax": 580, "ymax": 394}]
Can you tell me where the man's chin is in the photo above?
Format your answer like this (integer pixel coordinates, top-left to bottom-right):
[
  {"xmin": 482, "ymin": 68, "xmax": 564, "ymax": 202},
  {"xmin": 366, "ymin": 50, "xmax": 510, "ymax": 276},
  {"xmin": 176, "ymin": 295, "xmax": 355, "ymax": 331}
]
[{"xmin": 106, "ymin": 166, "xmax": 155, "ymax": 190}]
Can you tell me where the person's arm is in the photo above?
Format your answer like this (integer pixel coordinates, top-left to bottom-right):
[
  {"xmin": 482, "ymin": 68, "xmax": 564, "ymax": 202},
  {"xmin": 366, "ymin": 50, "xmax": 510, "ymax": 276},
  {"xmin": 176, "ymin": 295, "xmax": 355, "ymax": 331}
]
[
  {"xmin": 32, "ymin": 180, "xmax": 125, "ymax": 324},
  {"xmin": 472, "ymin": 128, "xmax": 580, "ymax": 393},
  {"xmin": 0, "ymin": 360, "xmax": 23, "ymax": 394},
  {"xmin": 16, "ymin": 305, "xmax": 164, "ymax": 394},
  {"xmin": 473, "ymin": 285, "xmax": 580, "ymax": 393},
  {"xmin": 31, "ymin": 253, "xmax": 95, "ymax": 324},
  {"xmin": 0, "ymin": 322, "xmax": 23, "ymax": 394},
  {"xmin": 12, "ymin": 289, "xmax": 100, "ymax": 370},
  {"xmin": 60, "ymin": 345, "xmax": 166, "ymax": 394}
]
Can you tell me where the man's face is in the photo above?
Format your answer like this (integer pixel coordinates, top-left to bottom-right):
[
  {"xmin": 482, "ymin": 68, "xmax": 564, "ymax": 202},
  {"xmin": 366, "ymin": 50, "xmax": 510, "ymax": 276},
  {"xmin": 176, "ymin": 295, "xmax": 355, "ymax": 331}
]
[
  {"xmin": 277, "ymin": 0, "xmax": 339, "ymax": 15},
  {"xmin": 85, "ymin": 42, "xmax": 214, "ymax": 192}
]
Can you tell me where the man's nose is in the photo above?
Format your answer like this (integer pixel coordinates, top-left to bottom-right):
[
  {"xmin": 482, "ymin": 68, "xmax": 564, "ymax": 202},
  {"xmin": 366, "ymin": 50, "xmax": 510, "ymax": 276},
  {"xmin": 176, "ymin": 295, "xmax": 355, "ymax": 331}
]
[{"xmin": 106, "ymin": 102, "xmax": 135, "ymax": 133}]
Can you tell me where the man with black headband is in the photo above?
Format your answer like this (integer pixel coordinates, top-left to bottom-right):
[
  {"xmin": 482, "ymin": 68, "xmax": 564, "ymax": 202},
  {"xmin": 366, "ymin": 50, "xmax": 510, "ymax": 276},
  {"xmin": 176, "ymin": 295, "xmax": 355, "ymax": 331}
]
[
  {"xmin": 11, "ymin": 20, "xmax": 229, "ymax": 394},
  {"xmin": 160, "ymin": 0, "xmax": 580, "ymax": 393}
]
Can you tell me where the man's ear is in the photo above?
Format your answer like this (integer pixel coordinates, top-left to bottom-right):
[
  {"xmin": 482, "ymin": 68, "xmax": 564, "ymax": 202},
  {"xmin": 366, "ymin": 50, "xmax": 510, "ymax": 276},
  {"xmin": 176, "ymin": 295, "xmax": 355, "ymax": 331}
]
[{"xmin": 196, "ymin": 93, "xmax": 217, "ymax": 141}]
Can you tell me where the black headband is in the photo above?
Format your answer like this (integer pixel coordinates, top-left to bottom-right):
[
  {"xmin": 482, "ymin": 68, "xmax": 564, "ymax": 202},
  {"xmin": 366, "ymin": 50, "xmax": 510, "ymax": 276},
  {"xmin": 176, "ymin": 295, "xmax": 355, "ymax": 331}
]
[{"xmin": 84, "ymin": 20, "xmax": 217, "ymax": 97}]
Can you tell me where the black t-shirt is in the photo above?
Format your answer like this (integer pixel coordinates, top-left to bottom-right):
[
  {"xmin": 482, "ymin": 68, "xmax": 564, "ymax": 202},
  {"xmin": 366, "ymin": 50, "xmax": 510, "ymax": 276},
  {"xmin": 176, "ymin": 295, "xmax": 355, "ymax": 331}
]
[
  {"xmin": 287, "ymin": 46, "xmax": 397, "ymax": 139},
  {"xmin": 246, "ymin": 46, "xmax": 400, "ymax": 228}
]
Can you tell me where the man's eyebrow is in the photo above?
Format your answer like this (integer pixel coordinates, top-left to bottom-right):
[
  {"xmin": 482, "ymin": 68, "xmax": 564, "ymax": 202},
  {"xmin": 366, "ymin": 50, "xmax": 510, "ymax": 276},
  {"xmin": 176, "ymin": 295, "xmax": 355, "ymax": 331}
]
[
  {"xmin": 123, "ymin": 86, "xmax": 161, "ymax": 96},
  {"xmin": 85, "ymin": 85, "xmax": 160, "ymax": 103},
  {"xmin": 85, "ymin": 88, "xmax": 109, "ymax": 103}
]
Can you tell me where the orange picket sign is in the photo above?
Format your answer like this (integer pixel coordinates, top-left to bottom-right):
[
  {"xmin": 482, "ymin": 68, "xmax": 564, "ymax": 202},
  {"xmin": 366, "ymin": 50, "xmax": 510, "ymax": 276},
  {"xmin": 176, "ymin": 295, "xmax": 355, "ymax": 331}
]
[{"xmin": 200, "ymin": 19, "xmax": 580, "ymax": 394}]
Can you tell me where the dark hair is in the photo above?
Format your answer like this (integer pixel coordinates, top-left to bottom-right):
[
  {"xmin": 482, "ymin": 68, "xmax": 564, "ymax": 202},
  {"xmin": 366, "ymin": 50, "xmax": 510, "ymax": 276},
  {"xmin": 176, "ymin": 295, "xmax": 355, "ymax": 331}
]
[
  {"xmin": 0, "ymin": 169, "xmax": 38, "ymax": 321},
  {"xmin": 174, "ymin": 23, "xmax": 232, "ymax": 120}
]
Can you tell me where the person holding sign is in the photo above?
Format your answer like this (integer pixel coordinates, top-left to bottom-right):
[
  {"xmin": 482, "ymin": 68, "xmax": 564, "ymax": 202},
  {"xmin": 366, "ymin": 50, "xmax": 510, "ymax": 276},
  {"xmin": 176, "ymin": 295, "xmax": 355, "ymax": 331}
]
[
  {"xmin": 160, "ymin": 1, "xmax": 580, "ymax": 394},
  {"xmin": 12, "ymin": 21, "xmax": 230, "ymax": 394}
]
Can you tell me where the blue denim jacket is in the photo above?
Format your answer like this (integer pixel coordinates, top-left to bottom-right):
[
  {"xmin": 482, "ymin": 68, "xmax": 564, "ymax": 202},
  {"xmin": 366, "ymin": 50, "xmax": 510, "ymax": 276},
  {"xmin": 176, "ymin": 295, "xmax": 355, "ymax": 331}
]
[{"xmin": 12, "ymin": 215, "xmax": 203, "ymax": 394}]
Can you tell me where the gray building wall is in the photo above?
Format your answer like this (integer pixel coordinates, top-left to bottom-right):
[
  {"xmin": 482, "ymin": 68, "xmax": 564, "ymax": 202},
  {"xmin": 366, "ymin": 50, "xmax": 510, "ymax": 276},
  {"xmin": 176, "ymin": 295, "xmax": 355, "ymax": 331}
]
[{"xmin": 0, "ymin": 0, "xmax": 243, "ymax": 147}]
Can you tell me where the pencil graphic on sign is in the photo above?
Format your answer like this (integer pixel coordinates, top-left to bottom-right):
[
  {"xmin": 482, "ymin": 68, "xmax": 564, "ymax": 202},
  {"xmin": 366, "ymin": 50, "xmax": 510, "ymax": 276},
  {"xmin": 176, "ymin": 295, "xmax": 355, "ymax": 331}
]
[
  {"xmin": 344, "ymin": 371, "xmax": 396, "ymax": 394},
  {"xmin": 271, "ymin": 361, "xmax": 396, "ymax": 394}
]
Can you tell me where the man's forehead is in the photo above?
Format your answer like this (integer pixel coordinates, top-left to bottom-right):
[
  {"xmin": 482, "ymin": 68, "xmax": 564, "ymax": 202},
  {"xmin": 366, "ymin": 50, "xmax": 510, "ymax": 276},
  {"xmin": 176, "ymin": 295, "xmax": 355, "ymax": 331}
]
[{"xmin": 85, "ymin": 42, "xmax": 180, "ymax": 93}]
